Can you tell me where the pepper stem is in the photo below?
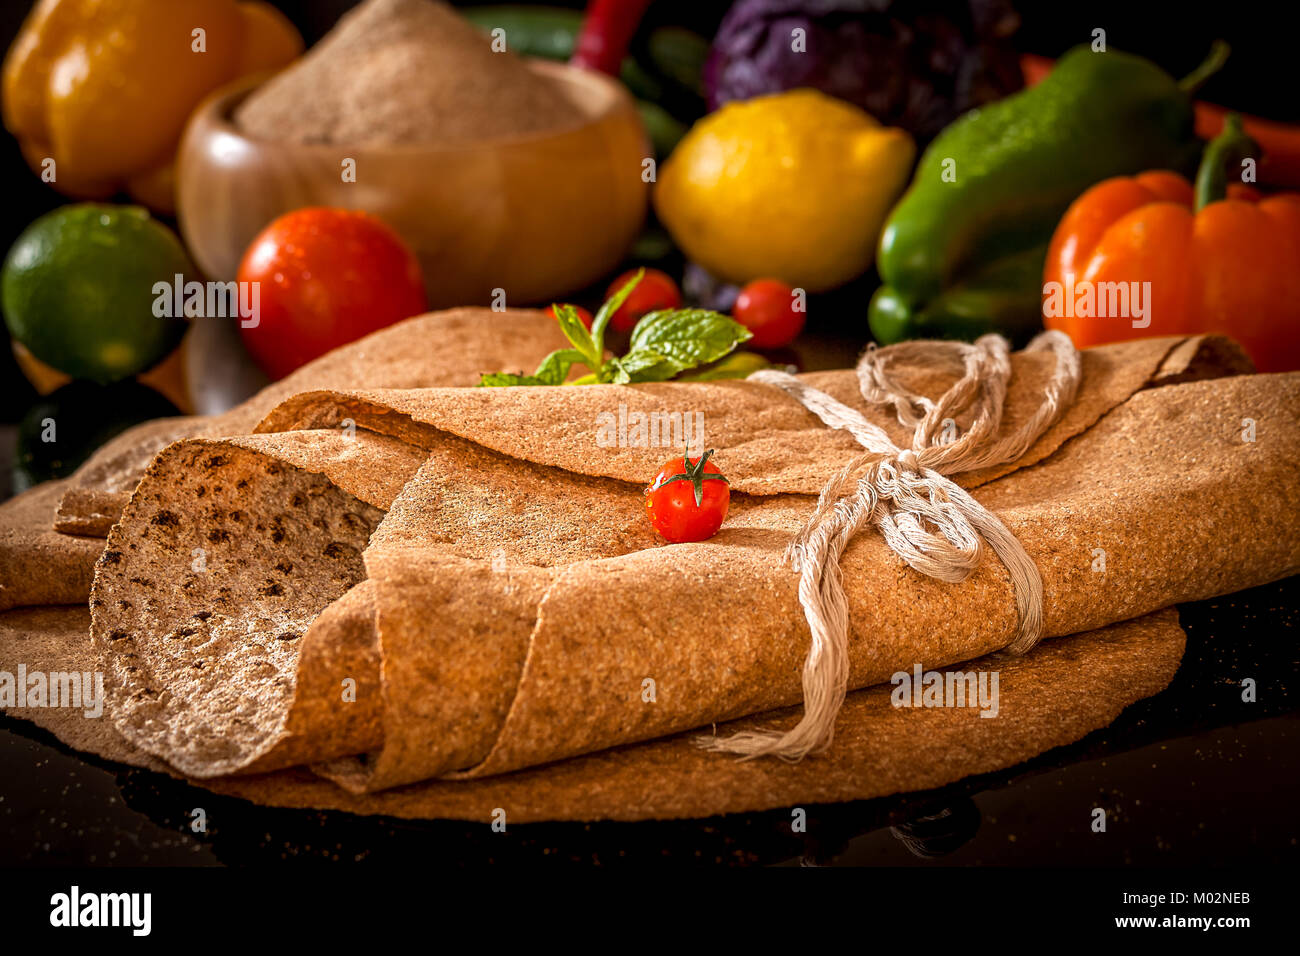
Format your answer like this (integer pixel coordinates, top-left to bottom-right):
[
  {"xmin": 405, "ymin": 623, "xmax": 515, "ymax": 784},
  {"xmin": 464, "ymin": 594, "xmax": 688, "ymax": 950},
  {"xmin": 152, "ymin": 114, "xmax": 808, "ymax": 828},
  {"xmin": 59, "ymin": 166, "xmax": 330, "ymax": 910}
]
[
  {"xmin": 1178, "ymin": 40, "xmax": 1230, "ymax": 95},
  {"xmin": 1194, "ymin": 113, "xmax": 1259, "ymax": 211}
]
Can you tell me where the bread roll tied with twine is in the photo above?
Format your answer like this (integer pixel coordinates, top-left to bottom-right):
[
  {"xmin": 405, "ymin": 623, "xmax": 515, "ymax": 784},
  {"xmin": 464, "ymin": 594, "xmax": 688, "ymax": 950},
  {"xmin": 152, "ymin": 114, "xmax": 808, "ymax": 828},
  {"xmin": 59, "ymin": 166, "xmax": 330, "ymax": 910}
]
[
  {"xmin": 710, "ymin": 332, "xmax": 1080, "ymax": 760},
  {"xmin": 78, "ymin": 327, "xmax": 1300, "ymax": 805}
]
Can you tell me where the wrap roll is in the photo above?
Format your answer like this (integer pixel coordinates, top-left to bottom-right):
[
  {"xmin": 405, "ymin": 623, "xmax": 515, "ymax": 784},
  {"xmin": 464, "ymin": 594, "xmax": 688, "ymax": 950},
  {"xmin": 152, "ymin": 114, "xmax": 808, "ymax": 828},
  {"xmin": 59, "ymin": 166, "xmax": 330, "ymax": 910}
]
[
  {"xmin": 0, "ymin": 602, "xmax": 1187, "ymax": 822},
  {"xmin": 0, "ymin": 308, "xmax": 568, "ymax": 611},
  {"xmin": 89, "ymin": 335, "xmax": 1300, "ymax": 793}
]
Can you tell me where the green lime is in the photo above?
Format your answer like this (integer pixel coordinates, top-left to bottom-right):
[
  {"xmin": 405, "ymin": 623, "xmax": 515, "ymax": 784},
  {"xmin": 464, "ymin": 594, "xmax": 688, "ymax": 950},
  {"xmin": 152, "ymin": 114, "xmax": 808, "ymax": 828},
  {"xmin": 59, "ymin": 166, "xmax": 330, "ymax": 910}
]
[{"xmin": 2, "ymin": 204, "xmax": 193, "ymax": 384}]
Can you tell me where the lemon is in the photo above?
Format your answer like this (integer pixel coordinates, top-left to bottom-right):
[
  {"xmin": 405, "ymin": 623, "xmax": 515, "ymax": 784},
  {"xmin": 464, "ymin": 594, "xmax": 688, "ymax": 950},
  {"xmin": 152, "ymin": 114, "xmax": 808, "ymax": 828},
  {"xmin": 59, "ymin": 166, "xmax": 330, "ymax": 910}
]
[{"xmin": 654, "ymin": 89, "xmax": 915, "ymax": 292}]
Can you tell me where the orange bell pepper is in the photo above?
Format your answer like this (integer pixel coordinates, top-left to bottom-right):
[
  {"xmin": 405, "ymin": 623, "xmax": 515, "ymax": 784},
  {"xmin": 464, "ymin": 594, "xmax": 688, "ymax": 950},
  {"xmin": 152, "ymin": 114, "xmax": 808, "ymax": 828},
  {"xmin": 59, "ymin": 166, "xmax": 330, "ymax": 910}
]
[
  {"xmin": 2, "ymin": 0, "xmax": 302, "ymax": 214},
  {"xmin": 1043, "ymin": 115, "xmax": 1300, "ymax": 372}
]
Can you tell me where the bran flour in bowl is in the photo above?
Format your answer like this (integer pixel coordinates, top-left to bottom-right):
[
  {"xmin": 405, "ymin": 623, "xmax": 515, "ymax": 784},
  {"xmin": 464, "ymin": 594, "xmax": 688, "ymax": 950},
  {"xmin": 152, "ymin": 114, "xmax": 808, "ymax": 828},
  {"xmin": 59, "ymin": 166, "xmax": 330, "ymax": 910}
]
[{"xmin": 234, "ymin": 0, "xmax": 585, "ymax": 146}]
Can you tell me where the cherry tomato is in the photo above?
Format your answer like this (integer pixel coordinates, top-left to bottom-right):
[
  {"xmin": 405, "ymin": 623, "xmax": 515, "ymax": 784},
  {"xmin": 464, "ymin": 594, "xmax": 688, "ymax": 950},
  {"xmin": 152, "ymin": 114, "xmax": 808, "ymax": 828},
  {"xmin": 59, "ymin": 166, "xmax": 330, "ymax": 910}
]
[
  {"xmin": 605, "ymin": 268, "xmax": 682, "ymax": 333},
  {"xmin": 237, "ymin": 207, "xmax": 427, "ymax": 379},
  {"xmin": 644, "ymin": 449, "xmax": 730, "ymax": 543},
  {"xmin": 733, "ymin": 278, "xmax": 806, "ymax": 348},
  {"xmin": 547, "ymin": 303, "xmax": 594, "ymax": 329}
]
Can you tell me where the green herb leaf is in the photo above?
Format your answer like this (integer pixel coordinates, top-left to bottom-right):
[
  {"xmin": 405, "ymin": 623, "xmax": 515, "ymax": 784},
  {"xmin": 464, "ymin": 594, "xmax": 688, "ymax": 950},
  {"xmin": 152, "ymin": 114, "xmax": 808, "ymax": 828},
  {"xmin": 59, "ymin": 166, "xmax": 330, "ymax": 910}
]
[
  {"xmin": 628, "ymin": 309, "xmax": 752, "ymax": 372},
  {"xmin": 590, "ymin": 269, "xmax": 644, "ymax": 353},
  {"xmin": 533, "ymin": 347, "xmax": 586, "ymax": 385},
  {"xmin": 550, "ymin": 305, "xmax": 601, "ymax": 369},
  {"xmin": 480, "ymin": 279, "xmax": 755, "ymax": 387},
  {"xmin": 479, "ymin": 371, "xmax": 545, "ymax": 387},
  {"xmin": 479, "ymin": 348, "xmax": 584, "ymax": 387},
  {"xmin": 601, "ymin": 356, "xmax": 631, "ymax": 385},
  {"xmin": 678, "ymin": 351, "xmax": 772, "ymax": 381},
  {"xmin": 616, "ymin": 347, "xmax": 682, "ymax": 383}
]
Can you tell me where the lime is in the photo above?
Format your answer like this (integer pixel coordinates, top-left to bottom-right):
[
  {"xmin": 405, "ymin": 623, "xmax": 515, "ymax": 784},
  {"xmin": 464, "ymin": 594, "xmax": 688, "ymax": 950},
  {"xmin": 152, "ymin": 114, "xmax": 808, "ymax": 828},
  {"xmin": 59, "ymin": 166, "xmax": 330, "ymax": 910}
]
[{"xmin": 2, "ymin": 204, "xmax": 193, "ymax": 384}]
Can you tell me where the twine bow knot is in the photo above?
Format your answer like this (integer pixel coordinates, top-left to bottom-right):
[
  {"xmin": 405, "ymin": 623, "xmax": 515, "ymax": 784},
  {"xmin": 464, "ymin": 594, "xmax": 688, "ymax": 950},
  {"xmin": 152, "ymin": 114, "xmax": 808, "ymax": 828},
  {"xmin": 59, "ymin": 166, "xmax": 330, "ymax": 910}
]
[{"xmin": 703, "ymin": 332, "xmax": 1082, "ymax": 762}]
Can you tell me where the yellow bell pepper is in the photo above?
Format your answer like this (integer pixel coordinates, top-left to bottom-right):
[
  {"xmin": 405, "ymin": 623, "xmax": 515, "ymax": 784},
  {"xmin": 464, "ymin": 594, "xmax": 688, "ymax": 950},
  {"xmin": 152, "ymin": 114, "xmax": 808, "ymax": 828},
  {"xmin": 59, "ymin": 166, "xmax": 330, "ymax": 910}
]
[{"xmin": 2, "ymin": 0, "xmax": 302, "ymax": 213}]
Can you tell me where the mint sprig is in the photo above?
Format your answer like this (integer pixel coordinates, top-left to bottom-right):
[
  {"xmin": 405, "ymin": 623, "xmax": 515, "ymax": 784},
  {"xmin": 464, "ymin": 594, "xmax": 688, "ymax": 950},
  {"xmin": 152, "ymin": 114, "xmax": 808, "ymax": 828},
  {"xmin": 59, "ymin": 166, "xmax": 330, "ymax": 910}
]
[{"xmin": 479, "ymin": 270, "xmax": 752, "ymax": 387}]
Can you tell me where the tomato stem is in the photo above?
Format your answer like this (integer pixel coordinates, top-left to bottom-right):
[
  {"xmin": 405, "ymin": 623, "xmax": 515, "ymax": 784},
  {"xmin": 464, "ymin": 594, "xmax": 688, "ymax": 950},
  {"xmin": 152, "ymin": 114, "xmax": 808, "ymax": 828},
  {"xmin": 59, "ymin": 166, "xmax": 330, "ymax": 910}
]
[{"xmin": 654, "ymin": 447, "xmax": 729, "ymax": 507}]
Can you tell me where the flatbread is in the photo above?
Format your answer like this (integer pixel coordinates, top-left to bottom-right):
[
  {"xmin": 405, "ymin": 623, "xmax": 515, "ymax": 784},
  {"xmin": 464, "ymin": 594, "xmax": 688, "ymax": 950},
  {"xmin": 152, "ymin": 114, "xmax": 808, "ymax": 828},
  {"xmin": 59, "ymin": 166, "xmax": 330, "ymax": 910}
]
[
  {"xmin": 91, "ymin": 361, "xmax": 1299, "ymax": 791},
  {"xmin": 0, "ymin": 604, "xmax": 1185, "ymax": 822},
  {"xmin": 0, "ymin": 308, "xmax": 567, "ymax": 610}
]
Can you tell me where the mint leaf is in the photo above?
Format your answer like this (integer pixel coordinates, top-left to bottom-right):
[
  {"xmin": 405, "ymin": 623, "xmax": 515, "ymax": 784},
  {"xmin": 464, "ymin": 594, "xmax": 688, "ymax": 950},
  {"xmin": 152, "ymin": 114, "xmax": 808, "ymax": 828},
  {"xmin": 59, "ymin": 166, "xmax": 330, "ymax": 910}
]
[
  {"xmin": 679, "ymin": 351, "xmax": 771, "ymax": 381},
  {"xmin": 600, "ymin": 356, "xmax": 632, "ymax": 385},
  {"xmin": 617, "ymin": 347, "xmax": 683, "ymax": 383},
  {"xmin": 479, "ymin": 348, "xmax": 584, "ymax": 387},
  {"xmin": 533, "ymin": 347, "xmax": 585, "ymax": 385},
  {"xmin": 600, "ymin": 348, "xmax": 676, "ymax": 384},
  {"xmin": 480, "ymin": 281, "xmax": 756, "ymax": 387},
  {"xmin": 550, "ymin": 305, "xmax": 601, "ymax": 369},
  {"xmin": 590, "ymin": 269, "xmax": 643, "ymax": 354},
  {"xmin": 479, "ymin": 371, "xmax": 544, "ymax": 387},
  {"xmin": 628, "ymin": 309, "xmax": 752, "ymax": 372}
]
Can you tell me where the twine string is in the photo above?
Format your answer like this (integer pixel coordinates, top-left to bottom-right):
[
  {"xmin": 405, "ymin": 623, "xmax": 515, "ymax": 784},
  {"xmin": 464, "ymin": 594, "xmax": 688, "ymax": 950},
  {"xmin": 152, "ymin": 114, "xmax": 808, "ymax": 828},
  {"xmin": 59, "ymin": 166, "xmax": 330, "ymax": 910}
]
[{"xmin": 702, "ymin": 331, "xmax": 1081, "ymax": 761}]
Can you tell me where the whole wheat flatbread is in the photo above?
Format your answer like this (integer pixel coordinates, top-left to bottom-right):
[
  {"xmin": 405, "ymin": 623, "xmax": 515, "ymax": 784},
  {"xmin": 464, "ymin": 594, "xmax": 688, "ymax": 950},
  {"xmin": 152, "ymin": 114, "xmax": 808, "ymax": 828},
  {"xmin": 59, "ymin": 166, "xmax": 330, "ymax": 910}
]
[
  {"xmin": 89, "ymin": 348, "xmax": 1299, "ymax": 792},
  {"xmin": 2, "ymin": 330, "xmax": 1288, "ymax": 824},
  {"xmin": 0, "ymin": 482, "xmax": 105, "ymax": 611},
  {"xmin": 0, "ymin": 604, "xmax": 1184, "ymax": 822},
  {"xmin": 0, "ymin": 308, "xmax": 568, "ymax": 611}
]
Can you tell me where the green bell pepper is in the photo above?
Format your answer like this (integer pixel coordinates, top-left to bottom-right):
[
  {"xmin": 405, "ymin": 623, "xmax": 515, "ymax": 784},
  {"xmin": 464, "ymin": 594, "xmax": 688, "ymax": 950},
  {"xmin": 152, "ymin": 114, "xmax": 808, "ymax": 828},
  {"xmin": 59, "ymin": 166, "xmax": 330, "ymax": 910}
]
[{"xmin": 869, "ymin": 43, "xmax": 1228, "ymax": 344}]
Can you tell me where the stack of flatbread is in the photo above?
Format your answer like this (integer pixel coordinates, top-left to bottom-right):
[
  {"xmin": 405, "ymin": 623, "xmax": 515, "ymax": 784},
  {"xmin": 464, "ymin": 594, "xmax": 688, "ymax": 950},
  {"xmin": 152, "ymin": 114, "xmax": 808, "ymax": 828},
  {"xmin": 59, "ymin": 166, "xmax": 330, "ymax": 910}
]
[{"xmin": 1, "ymin": 312, "xmax": 1294, "ymax": 822}]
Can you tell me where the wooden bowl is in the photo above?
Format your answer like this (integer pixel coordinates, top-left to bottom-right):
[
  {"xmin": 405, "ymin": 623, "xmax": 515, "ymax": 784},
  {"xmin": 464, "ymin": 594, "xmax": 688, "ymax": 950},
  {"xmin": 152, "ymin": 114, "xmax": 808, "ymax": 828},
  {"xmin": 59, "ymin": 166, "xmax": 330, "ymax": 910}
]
[{"xmin": 176, "ymin": 60, "xmax": 649, "ymax": 308}]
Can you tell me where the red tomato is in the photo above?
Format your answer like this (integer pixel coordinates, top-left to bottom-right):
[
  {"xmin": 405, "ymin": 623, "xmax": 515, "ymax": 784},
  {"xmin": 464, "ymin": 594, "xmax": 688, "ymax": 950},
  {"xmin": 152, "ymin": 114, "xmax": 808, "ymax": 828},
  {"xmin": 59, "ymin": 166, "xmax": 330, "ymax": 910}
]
[
  {"xmin": 733, "ymin": 278, "xmax": 806, "ymax": 348},
  {"xmin": 644, "ymin": 449, "xmax": 730, "ymax": 543},
  {"xmin": 237, "ymin": 208, "xmax": 427, "ymax": 379},
  {"xmin": 605, "ymin": 268, "xmax": 682, "ymax": 333},
  {"xmin": 547, "ymin": 303, "xmax": 594, "ymax": 329}
]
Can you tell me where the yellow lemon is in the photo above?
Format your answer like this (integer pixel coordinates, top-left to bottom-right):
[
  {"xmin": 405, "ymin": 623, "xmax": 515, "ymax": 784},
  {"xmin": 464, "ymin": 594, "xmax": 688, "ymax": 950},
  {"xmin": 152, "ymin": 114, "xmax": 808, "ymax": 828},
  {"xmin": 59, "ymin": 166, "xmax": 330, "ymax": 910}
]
[{"xmin": 655, "ymin": 89, "xmax": 915, "ymax": 291}]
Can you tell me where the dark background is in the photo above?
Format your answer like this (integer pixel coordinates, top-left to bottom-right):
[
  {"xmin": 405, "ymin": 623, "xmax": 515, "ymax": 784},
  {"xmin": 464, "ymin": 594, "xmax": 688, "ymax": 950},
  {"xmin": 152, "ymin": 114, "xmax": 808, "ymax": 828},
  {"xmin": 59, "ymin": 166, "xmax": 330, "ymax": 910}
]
[
  {"xmin": 2, "ymin": 0, "xmax": 1297, "ymax": 422},
  {"xmin": 0, "ymin": 1, "xmax": 1295, "ymax": 872}
]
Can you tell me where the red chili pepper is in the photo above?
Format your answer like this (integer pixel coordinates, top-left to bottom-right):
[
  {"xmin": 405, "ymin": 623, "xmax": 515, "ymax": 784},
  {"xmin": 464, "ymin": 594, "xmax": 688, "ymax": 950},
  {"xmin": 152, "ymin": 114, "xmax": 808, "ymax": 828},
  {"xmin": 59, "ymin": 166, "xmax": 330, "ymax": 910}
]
[{"xmin": 570, "ymin": 0, "xmax": 653, "ymax": 75}]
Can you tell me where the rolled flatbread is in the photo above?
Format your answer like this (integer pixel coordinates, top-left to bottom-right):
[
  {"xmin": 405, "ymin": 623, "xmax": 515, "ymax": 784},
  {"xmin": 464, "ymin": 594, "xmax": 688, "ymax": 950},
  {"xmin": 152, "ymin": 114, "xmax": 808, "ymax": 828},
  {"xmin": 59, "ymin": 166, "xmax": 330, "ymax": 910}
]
[
  {"xmin": 0, "ymin": 308, "xmax": 567, "ymax": 611},
  {"xmin": 88, "ymin": 337, "xmax": 1299, "ymax": 794}
]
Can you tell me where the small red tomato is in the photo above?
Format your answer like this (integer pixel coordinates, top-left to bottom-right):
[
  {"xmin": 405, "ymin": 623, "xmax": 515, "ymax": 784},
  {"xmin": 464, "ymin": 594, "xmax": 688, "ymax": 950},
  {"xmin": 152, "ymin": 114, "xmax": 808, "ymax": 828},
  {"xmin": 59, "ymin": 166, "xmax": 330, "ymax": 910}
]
[
  {"xmin": 606, "ymin": 268, "xmax": 682, "ymax": 333},
  {"xmin": 547, "ymin": 303, "xmax": 594, "ymax": 329},
  {"xmin": 733, "ymin": 278, "xmax": 806, "ymax": 348},
  {"xmin": 644, "ymin": 449, "xmax": 730, "ymax": 543},
  {"xmin": 237, "ymin": 207, "xmax": 427, "ymax": 380}
]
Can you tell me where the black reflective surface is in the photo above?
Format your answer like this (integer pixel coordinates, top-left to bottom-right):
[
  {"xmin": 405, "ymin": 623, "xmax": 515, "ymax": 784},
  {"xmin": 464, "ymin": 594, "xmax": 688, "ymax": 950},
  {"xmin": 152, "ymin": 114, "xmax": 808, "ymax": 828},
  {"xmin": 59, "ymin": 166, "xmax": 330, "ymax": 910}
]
[
  {"xmin": 3, "ymin": 574, "xmax": 1295, "ymax": 867},
  {"xmin": 2, "ymin": 309, "xmax": 1297, "ymax": 866}
]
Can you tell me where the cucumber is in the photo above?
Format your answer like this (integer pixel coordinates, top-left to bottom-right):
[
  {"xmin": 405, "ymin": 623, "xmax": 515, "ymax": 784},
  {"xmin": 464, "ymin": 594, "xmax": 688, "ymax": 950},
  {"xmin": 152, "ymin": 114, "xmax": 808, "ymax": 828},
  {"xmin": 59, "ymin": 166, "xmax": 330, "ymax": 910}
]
[
  {"xmin": 462, "ymin": 6, "xmax": 707, "ymax": 137},
  {"xmin": 646, "ymin": 27, "xmax": 710, "ymax": 98},
  {"xmin": 637, "ymin": 100, "xmax": 688, "ymax": 158},
  {"xmin": 459, "ymin": 6, "xmax": 582, "ymax": 61}
]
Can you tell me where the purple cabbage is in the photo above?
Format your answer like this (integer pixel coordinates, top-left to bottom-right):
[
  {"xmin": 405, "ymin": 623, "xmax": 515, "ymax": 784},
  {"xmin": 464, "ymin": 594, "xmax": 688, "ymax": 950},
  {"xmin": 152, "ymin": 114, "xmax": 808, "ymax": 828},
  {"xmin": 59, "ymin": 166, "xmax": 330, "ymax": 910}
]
[{"xmin": 704, "ymin": 0, "xmax": 1025, "ymax": 142}]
